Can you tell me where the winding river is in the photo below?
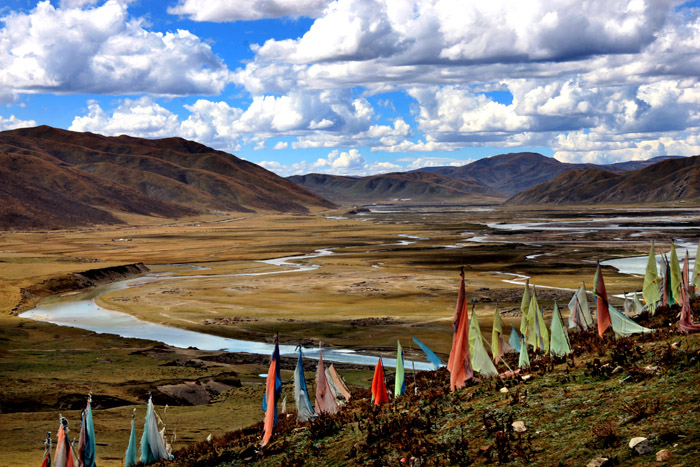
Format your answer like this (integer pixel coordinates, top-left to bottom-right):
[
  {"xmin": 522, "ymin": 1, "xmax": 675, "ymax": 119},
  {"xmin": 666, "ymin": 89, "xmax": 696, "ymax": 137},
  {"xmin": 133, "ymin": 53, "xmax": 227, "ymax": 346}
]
[{"xmin": 20, "ymin": 241, "xmax": 434, "ymax": 370}]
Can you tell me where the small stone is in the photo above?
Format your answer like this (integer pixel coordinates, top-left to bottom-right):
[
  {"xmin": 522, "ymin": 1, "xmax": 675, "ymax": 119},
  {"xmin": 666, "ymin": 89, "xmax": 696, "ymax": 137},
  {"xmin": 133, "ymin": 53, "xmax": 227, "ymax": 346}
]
[
  {"xmin": 512, "ymin": 420, "xmax": 527, "ymax": 432},
  {"xmin": 629, "ymin": 437, "xmax": 653, "ymax": 455},
  {"xmin": 499, "ymin": 387, "xmax": 509, "ymax": 393},
  {"xmin": 586, "ymin": 457, "xmax": 610, "ymax": 467},
  {"xmin": 656, "ymin": 449, "xmax": 671, "ymax": 462},
  {"xmin": 522, "ymin": 374, "xmax": 533, "ymax": 381}
]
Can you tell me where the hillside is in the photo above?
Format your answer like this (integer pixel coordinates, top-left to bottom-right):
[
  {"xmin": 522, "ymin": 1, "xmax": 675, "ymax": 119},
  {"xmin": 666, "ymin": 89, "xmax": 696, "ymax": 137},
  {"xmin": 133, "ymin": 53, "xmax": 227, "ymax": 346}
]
[
  {"xmin": 507, "ymin": 155, "xmax": 700, "ymax": 205},
  {"xmin": 158, "ymin": 305, "xmax": 700, "ymax": 467},
  {"xmin": 287, "ymin": 171, "xmax": 505, "ymax": 204},
  {"xmin": 418, "ymin": 153, "xmax": 680, "ymax": 196},
  {"xmin": 0, "ymin": 126, "xmax": 335, "ymax": 230}
]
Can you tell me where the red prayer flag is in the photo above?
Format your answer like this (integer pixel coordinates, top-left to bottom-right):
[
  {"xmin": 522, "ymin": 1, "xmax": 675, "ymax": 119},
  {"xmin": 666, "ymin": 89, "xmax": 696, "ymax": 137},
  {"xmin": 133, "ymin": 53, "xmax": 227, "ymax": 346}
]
[
  {"xmin": 446, "ymin": 270, "xmax": 473, "ymax": 391},
  {"xmin": 371, "ymin": 358, "xmax": 388, "ymax": 405},
  {"xmin": 595, "ymin": 262, "xmax": 611, "ymax": 338}
]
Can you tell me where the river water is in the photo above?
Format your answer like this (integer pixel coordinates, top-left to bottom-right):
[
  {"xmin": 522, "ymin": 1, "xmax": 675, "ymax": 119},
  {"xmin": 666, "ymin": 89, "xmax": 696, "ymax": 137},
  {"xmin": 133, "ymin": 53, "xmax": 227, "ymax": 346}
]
[{"xmin": 20, "ymin": 242, "xmax": 433, "ymax": 370}]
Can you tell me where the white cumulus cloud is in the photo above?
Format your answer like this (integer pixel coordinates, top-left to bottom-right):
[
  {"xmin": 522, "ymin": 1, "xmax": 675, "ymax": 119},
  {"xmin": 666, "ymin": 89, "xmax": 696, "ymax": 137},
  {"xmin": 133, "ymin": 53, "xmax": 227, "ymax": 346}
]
[
  {"xmin": 0, "ymin": 0, "xmax": 231, "ymax": 100},
  {"xmin": 168, "ymin": 0, "xmax": 331, "ymax": 22},
  {"xmin": 0, "ymin": 114, "xmax": 37, "ymax": 130}
]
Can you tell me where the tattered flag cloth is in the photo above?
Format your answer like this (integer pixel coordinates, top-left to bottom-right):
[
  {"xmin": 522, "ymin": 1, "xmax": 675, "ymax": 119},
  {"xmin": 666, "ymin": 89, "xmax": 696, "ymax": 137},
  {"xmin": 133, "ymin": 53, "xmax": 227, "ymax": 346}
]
[
  {"xmin": 683, "ymin": 249, "xmax": 690, "ymax": 293},
  {"xmin": 54, "ymin": 416, "xmax": 75, "ymax": 467},
  {"xmin": 678, "ymin": 278, "xmax": 700, "ymax": 333},
  {"xmin": 261, "ymin": 338, "xmax": 282, "ymax": 446},
  {"xmin": 643, "ymin": 242, "xmax": 661, "ymax": 314},
  {"xmin": 371, "ymin": 358, "xmax": 389, "ymax": 405},
  {"xmin": 519, "ymin": 280, "xmax": 531, "ymax": 339},
  {"xmin": 608, "ymin": 305, "xmax": 653, "ymax": 337},
  {"xmin": 40, "ymin": 432, "xmax": 51, "ymax": 467},
  {"xmin": 633, "ymin": 292, "xmax": 644, "ymax": 316},
  {"xmin": 550, "ymin": 302, "xmax": 571, "ymax": 357},
  {"xmin": 327, "ymin": 364, "xmax": 352, "ymax": 401},
  {"xmin": 518, "ymin": 337, "xmax": 530, "ymax": 369},
  {"xmin": 140, "ymin": 396, "xmax": 171, "ymax": 462},
  {"xmin": 412, "ymin": 336, "xmax": 442, "ymax": 369},
  {"xmin": 395, "ymin": 341, "xmax": 405, "ymax": 398},
  {"xmin": 125, "ymin": 409, "xmax": 138, "ymax": 467},
  {"xmin": 77, "ymin": 395, "xmax": 96, "ymax": 467},
  {"xmin": 447, "ymin": 270, "xmax": 473, "ymax": 391},
  {"xmin": 315, "ymin": 348, "xmax": 339, "ymax": 415},
  {"xmin": 670, "ymin": 243, "xmax": 681, "ymax": 305},
  {"xmin": 469, "ymin": 313, "xmax": 498, "ymax": 378},
  {"xmin": 491, "ymin": 307, "xmax": 513, "ymax": 363},
  {"xmin": 508, "ymin": 328, "xmax": 521, "ymax": 353},
  {"xmin": 595, "ymin": 262, "xmax": 612, "ymax": 337},
  {"xmin": 694, "ymin": 238, "xmax": 700, "ymax": 295},
  {"xmin": 293, "ymin": 347, "xmax": 316, "ymax": 422},
  {"xmin": 662, "ymin": 257, "xmax": 671, "ymax": 307},
  {"xmin": 527, "ymin": 288, "xmax": 548, "ymax": 351}
]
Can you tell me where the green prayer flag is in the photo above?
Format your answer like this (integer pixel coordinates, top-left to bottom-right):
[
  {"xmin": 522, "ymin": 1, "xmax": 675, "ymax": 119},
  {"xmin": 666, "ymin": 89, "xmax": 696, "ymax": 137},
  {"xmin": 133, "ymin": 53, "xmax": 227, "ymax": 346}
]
[
  {"xmin": 492, "ymin": 307, "xmax": 503, "ymax": 362},
  {"xmin": 670, "ymin": 243, "xmax": 681, "ymax": 305},
  {"xmin": 519, "ymin": 280, "xmax": 530, "ymax": 336},
  {"xmin": 549, "ymin": 302, "xmax": 571, "ymax": 357},
  {"xmin": 643, "ymin": 242, "xmax": 660, "ymax": 314},
  {"xmin": 518, "ymin": 337, "xmax": 530, "ymax": 369}
]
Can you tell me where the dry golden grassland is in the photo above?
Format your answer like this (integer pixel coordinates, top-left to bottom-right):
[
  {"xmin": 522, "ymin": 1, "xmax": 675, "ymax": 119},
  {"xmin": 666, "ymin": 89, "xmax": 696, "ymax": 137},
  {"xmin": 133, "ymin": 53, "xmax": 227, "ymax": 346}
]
[{"xmin": 1, "ymin": 205, "xmax": 697, "ymax": 465}]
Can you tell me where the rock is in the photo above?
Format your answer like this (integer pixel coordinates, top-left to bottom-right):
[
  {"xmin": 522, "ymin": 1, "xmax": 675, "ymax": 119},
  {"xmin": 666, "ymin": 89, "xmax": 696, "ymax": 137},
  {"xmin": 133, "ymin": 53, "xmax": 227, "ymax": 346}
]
[
  {"xmin": 522, "ymin": 374, "xmax": 533, "ymax": 381},
  {"xmin": 586, "ymin": 457, "xmax": 610, "ymax": 467},
  {"xmin": 656, "ymin": 449, "xmax": 671, "ymax": 462},
  {"xmin": 499, "ymin": 387, "xmax": 509, "ymax": 393},
  {"xmin": 512, "ymin": 420, "xmax": 527, "ymax": 433},
  {"xmin": 629, "ymin": 437, "xmax": 653, "ymax": 455}
]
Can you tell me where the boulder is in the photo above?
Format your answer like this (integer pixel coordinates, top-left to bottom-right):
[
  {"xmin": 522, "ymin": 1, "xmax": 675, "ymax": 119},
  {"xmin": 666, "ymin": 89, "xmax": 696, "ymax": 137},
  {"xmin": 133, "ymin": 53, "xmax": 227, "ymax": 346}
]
[
  {"xmin": 512, "ymin": 420, "xmax": 527, "ymax": 433},
  {"xmin": 656, "ymin": 449, "xmax": 672, "ymax": 462},
  {"xmin": 629, "ymin": 437, "xmax": 652, "ymax": 455},
  {"xmin": 586, "ymin": 457, "xmax": 610, "ymax": 467}
]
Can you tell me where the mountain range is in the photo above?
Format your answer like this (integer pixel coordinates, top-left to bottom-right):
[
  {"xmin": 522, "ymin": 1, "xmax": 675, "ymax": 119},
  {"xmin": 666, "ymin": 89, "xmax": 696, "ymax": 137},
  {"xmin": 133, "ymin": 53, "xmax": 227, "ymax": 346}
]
[
  {"xmin": 1, "ymin": 125, "xmax": 698, "ymax": 230},
  {"xmin": 0, "ymin": 126, "xmax": 334, "ymax": 230},
  {"xmin": 289, "ymin": 152, "xmax": 684, "ymax": 204},
  {"xmin": 507, "ymin": 155, "xmax": 700, "ymax": 205}
]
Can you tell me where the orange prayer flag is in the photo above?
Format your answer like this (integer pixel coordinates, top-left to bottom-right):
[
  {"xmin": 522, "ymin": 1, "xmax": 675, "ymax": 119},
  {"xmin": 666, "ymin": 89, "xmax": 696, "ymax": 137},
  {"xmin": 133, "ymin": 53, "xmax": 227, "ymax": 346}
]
[
  {"xmin": 447, "ymin": 270, "xmax": 473, "ymax": 391},
  {"xmin": 261, "ymin": 356, "xmax": 278, "ymax": 446},
  {"xmin": 595, "ymin": 262, "xmax": 611, "ymax": 338},
  {"xmin": 370, "ymin": 358, "xmax": 388, "ymax": 405}
]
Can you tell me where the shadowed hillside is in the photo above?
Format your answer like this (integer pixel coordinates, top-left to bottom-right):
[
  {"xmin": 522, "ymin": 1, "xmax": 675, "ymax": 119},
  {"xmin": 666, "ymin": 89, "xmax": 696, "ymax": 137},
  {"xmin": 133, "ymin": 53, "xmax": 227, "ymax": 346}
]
[
  {"xmin": 0, "ymin": 126, "xmax": 335, "ymax": 229},
  {"xmin": 507, "ymin": 155, "xmax": 700, "ymax": 205},
  {"xmin": 288, "ymin": 171, "xmax": 505, "ymax": 205}
]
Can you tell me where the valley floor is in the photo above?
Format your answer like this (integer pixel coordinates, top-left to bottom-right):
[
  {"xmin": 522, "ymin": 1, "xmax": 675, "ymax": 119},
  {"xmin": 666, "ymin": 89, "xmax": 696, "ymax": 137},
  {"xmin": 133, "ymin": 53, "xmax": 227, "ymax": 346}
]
[{"xmin": 1, "ymin": 204, "xmax": 699, "ymax": 464}]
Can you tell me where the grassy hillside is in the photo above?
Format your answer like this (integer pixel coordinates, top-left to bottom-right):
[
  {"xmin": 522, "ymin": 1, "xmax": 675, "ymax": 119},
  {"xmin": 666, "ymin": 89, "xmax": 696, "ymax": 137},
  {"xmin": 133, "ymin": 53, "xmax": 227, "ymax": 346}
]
[{"xmin": 158, "ymin": 304, "xmax": 700, "ymax": 467}]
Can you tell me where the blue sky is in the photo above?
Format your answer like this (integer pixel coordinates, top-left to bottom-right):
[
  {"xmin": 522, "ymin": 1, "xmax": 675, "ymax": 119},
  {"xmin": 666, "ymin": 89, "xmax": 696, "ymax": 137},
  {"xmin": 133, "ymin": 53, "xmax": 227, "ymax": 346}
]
[{"xmin": 1, "ymin": 0, "xmax": 700, "ymax": 176}]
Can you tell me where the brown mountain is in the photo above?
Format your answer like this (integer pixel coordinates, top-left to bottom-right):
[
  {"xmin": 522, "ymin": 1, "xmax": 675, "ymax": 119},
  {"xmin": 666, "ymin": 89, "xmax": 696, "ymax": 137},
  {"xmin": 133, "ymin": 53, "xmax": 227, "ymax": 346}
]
[
  {"xmin": 418, "ymin": 152, "xmax": 681, "ymax": 196},
  {"xmin": 507, "ymin": 155, "xmax": 700, "ymax": 205},
  {"xmin": 287, "ymin": 171, "xmax": 505, "ymax": 205},
  {"xmin": 0, "ymin": 126, "xmax": 335, "ymax": 230}
]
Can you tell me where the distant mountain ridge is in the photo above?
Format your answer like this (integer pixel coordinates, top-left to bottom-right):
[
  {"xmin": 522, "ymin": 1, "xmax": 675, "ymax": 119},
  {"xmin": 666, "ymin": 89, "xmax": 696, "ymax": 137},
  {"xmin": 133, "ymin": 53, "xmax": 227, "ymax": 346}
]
[
  {"xmin": 415, "ymin": 152, "xmax": 681, "ymax": 196},
  {"xmin": 287, "ymin": 171, "xmax": 504, "ymax": 204},
  {"xmin": 507, "ymin": 155, "xmax": 700, "ymax": 205},
  {"xmin": 0, "ymin": 126, "xmax": 335, "ymax": 230},
  {"xmin": 290, "ymin": 152, "xmax": 682, "ymax": 204}
]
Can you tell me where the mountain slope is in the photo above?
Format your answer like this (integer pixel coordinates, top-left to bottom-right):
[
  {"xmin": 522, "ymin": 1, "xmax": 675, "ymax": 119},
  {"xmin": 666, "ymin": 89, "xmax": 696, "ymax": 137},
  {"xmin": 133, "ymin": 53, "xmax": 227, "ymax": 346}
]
[
  {"xmin": 0, "ymin": 126, "xmax": 335, "ymax": 229},
  {"xmin": 507, "ymin": 155, "xmax": 700, "ymax": 205},
  {"xmin": 288, "ymin": 171, "xmax": 505, "ymax": 204},
  {"xmin": 418, "ymin": 152, "xmax": 681, "ymax": 196}
]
